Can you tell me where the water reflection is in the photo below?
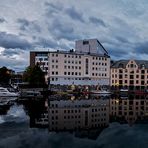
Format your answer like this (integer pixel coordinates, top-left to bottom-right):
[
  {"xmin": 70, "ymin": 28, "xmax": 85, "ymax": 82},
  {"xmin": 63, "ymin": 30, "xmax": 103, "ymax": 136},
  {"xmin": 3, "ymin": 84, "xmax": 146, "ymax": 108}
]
[{"xmin": 1, "ymin": 94, "xmax": 148, "ymax": 139}]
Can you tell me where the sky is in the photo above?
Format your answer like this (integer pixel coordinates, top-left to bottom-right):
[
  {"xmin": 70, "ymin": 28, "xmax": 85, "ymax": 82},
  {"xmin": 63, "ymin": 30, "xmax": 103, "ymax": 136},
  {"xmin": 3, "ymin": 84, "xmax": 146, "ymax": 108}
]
[{"xmin": 1, "ymin": 0, "xmax": 148, "ymax": 71}]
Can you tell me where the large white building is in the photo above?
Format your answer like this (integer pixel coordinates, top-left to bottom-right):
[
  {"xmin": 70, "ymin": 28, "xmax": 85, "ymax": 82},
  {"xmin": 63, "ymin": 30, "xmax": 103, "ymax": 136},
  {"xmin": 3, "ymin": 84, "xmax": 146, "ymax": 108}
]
[{"xmin": 30, "ymin": 39, "xmax": 110, "ymax": 86}]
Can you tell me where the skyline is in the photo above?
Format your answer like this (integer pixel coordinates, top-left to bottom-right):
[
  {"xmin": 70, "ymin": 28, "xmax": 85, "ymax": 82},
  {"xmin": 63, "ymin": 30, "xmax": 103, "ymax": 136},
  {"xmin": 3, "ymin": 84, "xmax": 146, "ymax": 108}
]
[{"xmin": 1, "ymin": 0, "xmax": 148, "ymax": 71}]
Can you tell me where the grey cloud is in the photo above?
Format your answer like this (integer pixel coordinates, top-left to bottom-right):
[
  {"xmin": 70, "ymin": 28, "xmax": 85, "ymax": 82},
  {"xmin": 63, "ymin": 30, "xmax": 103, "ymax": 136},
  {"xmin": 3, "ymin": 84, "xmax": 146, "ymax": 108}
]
[
  {"xmin": 134, "ymin": 41, "xmax": 148, "ymax": 54},
  {"xmin": 89, "ymin": 17, "xmax": 106, "ymax": 27},
  {"xmin": 49, "ymin": 19, "xmax": 80, "ymax": 41},
  {"xmin": 45, "ymin": 2, "xmax": 62, "ymax": 11},
  {"xmin": 65, "ymin": 6, "xmax": 84, "ymax": 22},
  {"xmin": 17, "ymin": 19, "xmax": 41, "ymax": 33},
  {"xmin": 109, "ymin": 48, "xmax": 129, "ymax": 59},
  {"xmin": 44, "ymin": 2, "xmax": 63, "ymax": 16},
  {"xmin": 0, "ymin": 32, "xmax": 31, "ymax": 49},
  {"xmin": 0, "ymin": 18, "xmax": 6, "ymax": 23},
  {"xmin": 36, "ymin": 37, "xmax": 58, "ymax": 48},
  {"xmin": 36, "ymin": 37, "xmax": 70, "ymax": 50},
  {"xmin": 2, "ymin": 48, "xmax": 22, "ymax": 56},
  {"xmin": 115, "ymin": 36, "xmax": 130, "ymax": 44}
]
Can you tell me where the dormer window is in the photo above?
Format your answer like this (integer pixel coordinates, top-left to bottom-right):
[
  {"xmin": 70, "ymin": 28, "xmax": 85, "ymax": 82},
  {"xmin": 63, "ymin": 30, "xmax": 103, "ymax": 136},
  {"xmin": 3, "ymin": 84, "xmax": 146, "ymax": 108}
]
[{"xmin": 119, "ymin": 63, "xmax": 124, "ymax": 68}]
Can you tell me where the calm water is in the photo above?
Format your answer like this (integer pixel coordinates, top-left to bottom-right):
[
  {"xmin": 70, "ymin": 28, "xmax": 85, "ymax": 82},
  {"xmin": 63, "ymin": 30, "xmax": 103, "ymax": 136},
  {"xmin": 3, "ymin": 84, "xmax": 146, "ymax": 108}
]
[{"xmin": 1, "ymin": 94, "xmax": 148, "ymax": 148}]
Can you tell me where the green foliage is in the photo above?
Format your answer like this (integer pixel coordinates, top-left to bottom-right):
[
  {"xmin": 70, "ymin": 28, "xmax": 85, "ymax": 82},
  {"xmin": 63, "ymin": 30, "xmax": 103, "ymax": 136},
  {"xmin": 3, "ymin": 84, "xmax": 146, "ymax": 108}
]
[
  {"xmin": 0, "ymin": 66, "xmax": 11, "ymax": 84},
  {"xmin": 23, "ymin": 65, "xmax": 46, "ymax": 87}
]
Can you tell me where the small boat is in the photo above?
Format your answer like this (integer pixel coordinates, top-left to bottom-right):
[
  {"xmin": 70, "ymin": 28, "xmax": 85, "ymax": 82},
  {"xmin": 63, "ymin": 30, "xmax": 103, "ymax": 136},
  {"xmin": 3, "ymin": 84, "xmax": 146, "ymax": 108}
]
[
  {"xmin": 0, "ymin": 87, "xmax": 19, "ymax": 97},
  {"xmin": 90, "ymin": 90, "xmax": 111, "ymax": 94},
  {"xmin": 120, "ymin": 89, "xmax": 128, "ymax": 92},
  {"xmin": 19, "ymin": 91, "xmax": 43, "ymax": 99}
]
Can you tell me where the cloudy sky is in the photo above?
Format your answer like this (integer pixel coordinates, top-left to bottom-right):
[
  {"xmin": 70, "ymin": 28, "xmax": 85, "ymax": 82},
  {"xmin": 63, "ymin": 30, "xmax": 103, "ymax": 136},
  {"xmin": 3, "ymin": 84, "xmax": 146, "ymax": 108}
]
[{"xmin": 1, "ymin": 0, "xmax": 148, "ymax": 71}]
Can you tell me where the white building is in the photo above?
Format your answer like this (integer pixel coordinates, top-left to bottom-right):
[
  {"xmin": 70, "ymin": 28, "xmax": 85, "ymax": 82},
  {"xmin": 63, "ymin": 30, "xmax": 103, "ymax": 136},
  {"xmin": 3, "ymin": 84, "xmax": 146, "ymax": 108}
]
[{"xmin": 30, "ymin": 39, "xmax": 110, "ymax": 86}]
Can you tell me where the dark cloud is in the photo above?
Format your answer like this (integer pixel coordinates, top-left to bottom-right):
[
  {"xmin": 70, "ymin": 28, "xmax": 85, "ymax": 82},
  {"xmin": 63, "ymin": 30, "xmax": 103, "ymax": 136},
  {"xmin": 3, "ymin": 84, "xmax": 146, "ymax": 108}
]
[
  {"xmin": 0, "ymin": 32, "xmax": 31, "ymax": 49},
  {"xmin": 49, "ymin": 19, "xmax": 80, "ymax": 41},
  {"xmin": 89, "ymin": 17, "xmax": 106, "ymax": 27},
  {"xmin": 134, "ymin": 41, "xmax": 148, "ymax": 54},
  {"xmin": 17, "ymin": 19, "xmax": 41, "ymax": 33},
  {"xmin": 35, "ymin": 37, "xmax": 58, "ymax": 48},
  {"xmin": 0, "ymin": 18, "xmax": 6, "ymax": 23},
  {"xmin": 35, "ymin": 37, "xmax": 70, "ymax": 50},
  {"xmin": 115, "ymin": 36, "xmax": 130, "ymax": 44},
  {"xmin": 65, "ymin": 6, "xmax": 84, "ymax": 22},
  {"xmin": 109, "ymin": 47, "xmax": 129, "ymax": 59},
  {"xmin": 2, "ymin": 48, "xmax": 22, "ymax": 56}
]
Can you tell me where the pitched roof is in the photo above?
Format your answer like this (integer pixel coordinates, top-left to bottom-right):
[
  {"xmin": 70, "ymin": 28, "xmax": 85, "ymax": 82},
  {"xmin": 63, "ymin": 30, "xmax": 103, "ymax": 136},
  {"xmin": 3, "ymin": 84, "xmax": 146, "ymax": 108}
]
[{"xmin": 111, "ymin": 60, "xmax": 148, "ymax": 69}]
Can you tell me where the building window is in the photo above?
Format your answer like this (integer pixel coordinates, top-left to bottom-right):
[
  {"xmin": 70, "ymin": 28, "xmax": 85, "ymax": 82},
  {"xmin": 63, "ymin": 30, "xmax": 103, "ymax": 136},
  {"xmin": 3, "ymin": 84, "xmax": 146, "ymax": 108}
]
[
  {"xmin": 141, "ymin": 75, "xmax": 145, "ymax": 79},
  {"xmin": 85, "ymin": 58, "xmax": 89, "ymax": 74},
  {"xmin": 141, "ymin": 70, "xmax": 145, "ymax": 74},
  {"xmin": 44, "ymin": 58, "xmax": 48, "ymax": 61},
  {"xmin": 52, "ymin": 71, "xmax": 54, "ymax": 75},
  {"xmin": 83, "ymin": 40, "xmax": 89, "ymax": 45}
]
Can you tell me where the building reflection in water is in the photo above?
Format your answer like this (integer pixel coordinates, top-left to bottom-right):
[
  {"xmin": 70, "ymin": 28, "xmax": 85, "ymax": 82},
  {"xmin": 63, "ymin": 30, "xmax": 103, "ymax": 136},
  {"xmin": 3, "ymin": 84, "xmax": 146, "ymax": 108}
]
[
  {"xmin": 10, "ymin": 94, "xmax": 148, "ymax": 139},
  {"xmin": 48, "ymin": 95, "xmax": 109, "ymax": 131},
  {"xmin": 110, "ymin": 94, "xmax": 148, "ymax": 125}
]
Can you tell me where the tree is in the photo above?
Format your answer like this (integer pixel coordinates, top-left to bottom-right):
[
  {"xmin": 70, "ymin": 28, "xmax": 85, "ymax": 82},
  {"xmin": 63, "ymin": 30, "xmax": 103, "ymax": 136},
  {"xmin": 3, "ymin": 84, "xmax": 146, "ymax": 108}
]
[
  {"xmin": 0, "ymin": 66, "xmax": 11, "ymax": 85},
  {"xmin": 23, "ymin": 65, "xmax": 47, "ymax": 87}
]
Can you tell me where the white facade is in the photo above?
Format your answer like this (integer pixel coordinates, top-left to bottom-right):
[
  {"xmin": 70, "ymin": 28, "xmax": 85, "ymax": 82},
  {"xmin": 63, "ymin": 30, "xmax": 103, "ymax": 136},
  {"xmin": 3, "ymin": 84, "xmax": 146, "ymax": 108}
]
[
  {"xmin": 48, "ymin": 51, "xmax": 110, "ymax": 85},
  {"xmin": 31, "ymin": 39, "xmax": 110, "ymax": 86}
]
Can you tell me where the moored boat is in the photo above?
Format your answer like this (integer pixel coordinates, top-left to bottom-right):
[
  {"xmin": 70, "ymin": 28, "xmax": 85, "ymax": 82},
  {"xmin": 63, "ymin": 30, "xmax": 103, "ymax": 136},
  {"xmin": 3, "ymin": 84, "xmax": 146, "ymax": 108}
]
[
  {"xmin": 90, "ymin": 90, "xmax": 111, "ymax": 94},
  {"xmin": 0, "ymin": 87, "xmax": 19, "ymax": 97}
]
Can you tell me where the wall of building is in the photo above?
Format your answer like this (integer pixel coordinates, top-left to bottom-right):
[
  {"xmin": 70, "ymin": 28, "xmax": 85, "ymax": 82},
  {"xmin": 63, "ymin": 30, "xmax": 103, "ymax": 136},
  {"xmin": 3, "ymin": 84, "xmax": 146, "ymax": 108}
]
[
  {"xmin": 48, "ymin": 52, "xmax": 110, "ymax": 86},
  {"xmin": 111, "ymin": 60, "xmax": 148, "ymax": 89}
]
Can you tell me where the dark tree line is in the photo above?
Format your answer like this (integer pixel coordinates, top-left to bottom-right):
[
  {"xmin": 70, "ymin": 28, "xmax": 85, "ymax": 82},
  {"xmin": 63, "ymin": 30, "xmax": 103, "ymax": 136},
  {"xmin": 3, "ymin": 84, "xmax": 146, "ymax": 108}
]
[
  {"xmin": 23, "ymin": 64, "xmax": 47, "ymax": 88},
  {"xmin": 0, "ymin": 66, "xmax": 11, "ymax": 85}
]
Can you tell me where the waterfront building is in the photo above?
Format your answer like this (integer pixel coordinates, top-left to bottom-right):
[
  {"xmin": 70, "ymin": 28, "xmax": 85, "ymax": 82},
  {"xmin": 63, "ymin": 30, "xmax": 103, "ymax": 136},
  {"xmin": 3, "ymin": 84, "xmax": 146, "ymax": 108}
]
[
  {"xmin": 30, "ymin": 39, "xmax": 110, "ymax": 86},
  {"xmin": 48, "ymin": 96, "xmax": 109, "ymax": 131},
  {"xmin": 111, "ymin": 60, "xmax": 148, "ymax": 90}
]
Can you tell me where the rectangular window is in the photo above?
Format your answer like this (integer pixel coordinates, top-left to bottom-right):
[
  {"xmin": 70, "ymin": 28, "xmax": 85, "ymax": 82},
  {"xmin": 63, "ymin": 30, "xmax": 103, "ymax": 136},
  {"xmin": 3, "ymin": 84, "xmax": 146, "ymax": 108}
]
[
  {"xmin": 83, "ymin": 40, "xmax": 89, "ymax": 45},
  {"xmin": 85, "ymin": 58, "xmax": 89, "ymax": 74}
]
